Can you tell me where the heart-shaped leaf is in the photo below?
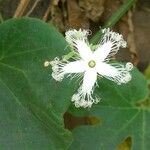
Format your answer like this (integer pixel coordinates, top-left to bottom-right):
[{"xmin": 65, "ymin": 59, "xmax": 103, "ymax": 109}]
[{"xmin": 0, "ymin": 17, "xmax": 74, "ymax": 150}]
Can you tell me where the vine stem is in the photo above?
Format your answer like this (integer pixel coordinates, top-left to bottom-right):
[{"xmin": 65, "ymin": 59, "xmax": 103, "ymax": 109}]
[{"xmin": 90, "ymin": 0, "xmax": 136, "ymax": 44}]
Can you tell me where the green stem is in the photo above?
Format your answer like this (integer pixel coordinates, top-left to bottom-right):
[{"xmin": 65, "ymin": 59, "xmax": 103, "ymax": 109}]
[
  {"xmin": 90, "ymin": 0, "xmax": 136, "ymax": 44},
  {"xmin": 62, "ymin": 50, "xmax": 77, "ymax": 61}
]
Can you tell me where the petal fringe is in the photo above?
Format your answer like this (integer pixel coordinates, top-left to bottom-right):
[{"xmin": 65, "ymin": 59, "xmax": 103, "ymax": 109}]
[
  {"xmin": 71, "ymin": 86, "xmax": 100, "ymax": 108},
  {"xmin": 94, "ymin": 28, "xmax": 127, "ymax": 62},
  {"xmin": 65, "ymin": 29, "xmax": 92, "ymax": 60},
  {"xmin": 97, "ymin": 62, "xmax": 133, "ymax": 85}
]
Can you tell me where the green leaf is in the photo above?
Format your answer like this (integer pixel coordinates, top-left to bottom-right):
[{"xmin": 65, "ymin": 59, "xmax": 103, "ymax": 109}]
[
  {"xmin": 68, "ymin": 68, "xmax": 149, "ymax": 150},
  {"xmin": 0, "ymin": 17, "xmax": 74, "ymax": 149}
]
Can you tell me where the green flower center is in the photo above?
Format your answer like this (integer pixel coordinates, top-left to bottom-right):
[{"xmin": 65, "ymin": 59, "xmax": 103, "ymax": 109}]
[{"xmin": 88, "ymin": 60, "xmax": 96, "ymax": 68}]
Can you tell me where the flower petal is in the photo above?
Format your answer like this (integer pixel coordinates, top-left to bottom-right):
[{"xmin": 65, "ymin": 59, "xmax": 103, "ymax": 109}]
[
  {"xmin": 97, "ymin": 62, "xmax": 133, "ymax": 85},
  {"xmin": 71, "ymin": 70, "xmax": 99, "ymax": 108},
  {"xmin": 50, "ymin": 58, "xmax": 85, "ymax": 82},
  {"xmin": 65, "ymin": 29, "xmax": 89, "ymax": 45},
  {"xmin": 93, "ymin": 28, "xmax": 127, "ymax": 62},
  {"xmin": 75, "ymin": 40, "xmax": 92, "ymax": 60},
  {"xmin": 93, "ymin": 41, "xmax": 112, "ymax": 62},
  {"xmin": 63, "ymin": 60, "xmax": 86, "ymax": 73},
  {"xmin": 65, "ymin": 29, "xmax": 92, "ymax": 60},
  {"xmin": 82, "ymin": 69, "xmax": 97, "ymax": 94}
]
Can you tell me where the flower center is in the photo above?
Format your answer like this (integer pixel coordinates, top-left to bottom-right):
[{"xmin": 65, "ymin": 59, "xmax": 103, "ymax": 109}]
[{"xmin": 88, "ymin": 60, "xmax": 96, "ymax": 68}]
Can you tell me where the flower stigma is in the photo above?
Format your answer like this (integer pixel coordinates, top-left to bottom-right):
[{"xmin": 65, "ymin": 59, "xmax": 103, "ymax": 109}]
[{"xmin": 88, "ymin": 60, "xmax": 96, "ymax": 68}]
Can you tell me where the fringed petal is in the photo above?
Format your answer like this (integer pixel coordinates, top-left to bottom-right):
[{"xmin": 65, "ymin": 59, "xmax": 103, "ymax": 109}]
[
  {"xmin": 71, "ymin": 70, "xmax": 100, "ymax": 108},
  {"xmin": 97, "ymin": 62, "xmax": 133, "ymax": 85},
  {"xmin": 94, "ymin": 28, "xmax": 127, "ymax": 62},
  {"xmin": 50, "ymin": 58, "xmax": 86, "ymax": 81},
  {"xmin": 65, "ymin": 29, "xmax": 92, "ymax": 60}
]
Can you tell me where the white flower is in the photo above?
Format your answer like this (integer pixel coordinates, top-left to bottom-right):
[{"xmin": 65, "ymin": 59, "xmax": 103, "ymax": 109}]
[{"xmin": 49, "ymin": 28, "xmax": 133, "ymax": 108}]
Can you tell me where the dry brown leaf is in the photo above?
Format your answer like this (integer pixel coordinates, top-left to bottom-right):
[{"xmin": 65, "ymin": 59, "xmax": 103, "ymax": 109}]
[
  {"xmin": 66, "ymin": 0, "xmax": 89, "ymax": 29},
  {"xmin": 79, "ymin": 0, "xmax": 105, "ymax": 22},
  {"xmin": 118, "ymin": 9, "xmax": 139, "ymax": 66},
  {"xmin": 126, "ymin": 10, "xmax": 139, "ymax": 65},
  {"xmin": 25, "ymin": 0, "xmax": 41, "ymax": 16},
  {"xmin": 49, "ymin": 0, "xmax": 65, "ymax": 32},
  {"xmin": 13, "ymin": 0, "xmax": 29, "ymax": 18},
  {"xmin": 101, "ymin": 0, "xmax": 122, "ymax": 23}
]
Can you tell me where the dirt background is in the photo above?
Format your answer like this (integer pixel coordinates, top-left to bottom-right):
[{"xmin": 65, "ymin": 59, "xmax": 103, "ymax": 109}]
[{"xmin": 0, "ymin": 0, "xmax": 150, "ymax": 149}]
